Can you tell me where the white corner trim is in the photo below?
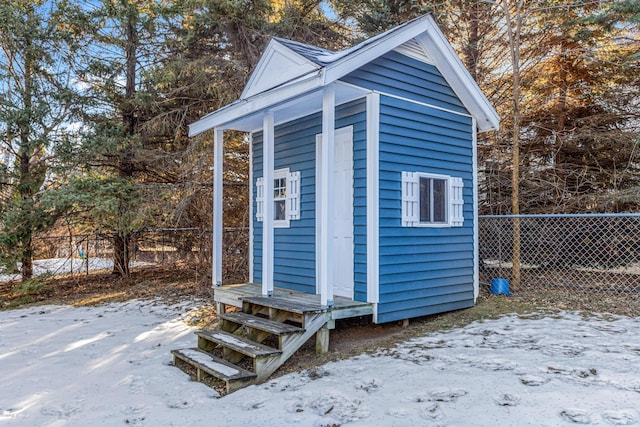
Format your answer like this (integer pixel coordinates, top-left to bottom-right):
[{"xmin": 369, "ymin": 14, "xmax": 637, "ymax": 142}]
[
  {"xmin": 366, "ymin": 93, "xmax": 380, "ymax": 307},
  {"xmin": 472, "ymin": 117, "xmax": 480, "ymax": 301},
  {"xmin": 248, "ymin": 133, "xmax": 254, "ymax": 283}
]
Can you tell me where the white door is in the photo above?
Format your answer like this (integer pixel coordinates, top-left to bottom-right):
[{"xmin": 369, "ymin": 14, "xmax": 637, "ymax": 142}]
[{"xmin": 316, "ymin": 127, "xmax": 354, "ymax": 299}]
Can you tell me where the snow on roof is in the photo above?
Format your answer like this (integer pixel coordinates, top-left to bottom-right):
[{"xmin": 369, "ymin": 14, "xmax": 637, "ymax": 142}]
[{"xmin": 271, "ymin": 37, "xmax": 333, "ymax": 65}]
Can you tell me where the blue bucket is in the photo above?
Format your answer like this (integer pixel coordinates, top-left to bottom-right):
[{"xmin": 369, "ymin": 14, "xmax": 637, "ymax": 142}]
[{"xmin": 491, "ymin": 278, "xmax": 511, "ymax": 296}]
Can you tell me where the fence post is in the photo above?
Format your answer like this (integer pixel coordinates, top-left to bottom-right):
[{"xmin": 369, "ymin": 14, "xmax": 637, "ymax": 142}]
[
  {"xmin": 512, "ymin": 216, "xmax": 521, "ymax": 291},
  {"xmin": 85, "ymin": 238, "xmax": 89, "ymax": 276}
]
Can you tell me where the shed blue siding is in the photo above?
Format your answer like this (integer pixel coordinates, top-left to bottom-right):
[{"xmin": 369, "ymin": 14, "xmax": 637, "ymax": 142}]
[
  {"xmin": 376, "ymin": 94, "xmax": 475, "ymax": 323},
  {"xmin": 253, "ymin": 101, "xmax": 367, "ymax": 298},
  {"xmin": 341, "ymin": 51, "xmax": 468, "ymax": 114}
]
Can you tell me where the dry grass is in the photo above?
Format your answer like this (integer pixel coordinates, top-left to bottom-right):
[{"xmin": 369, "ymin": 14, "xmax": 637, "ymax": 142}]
[{"xmin": 0, "ymin": 263, "xmax": 213, "ymax": 310}]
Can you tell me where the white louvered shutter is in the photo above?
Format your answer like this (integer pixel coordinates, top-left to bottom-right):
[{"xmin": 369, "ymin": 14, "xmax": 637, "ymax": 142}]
[
  {"xmin": 450, "ymin": 177, "xmax": 464, "ymax": 227},
  {"xmin": 401, "ymin": 171, "xmax": 419, "ymax": 227},
  {"xmin": 256, "ymin": 177, "xmax": 264, "ymax": 222},
  {"xmin": 286, "ymin": 171, "xmax": 301, "ymax": 220}
]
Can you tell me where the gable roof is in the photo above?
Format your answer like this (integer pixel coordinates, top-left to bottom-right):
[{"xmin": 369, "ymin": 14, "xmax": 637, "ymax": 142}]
[{"xmin": 189, "ymin": 14, "xmax": 499, "ymax": 136}]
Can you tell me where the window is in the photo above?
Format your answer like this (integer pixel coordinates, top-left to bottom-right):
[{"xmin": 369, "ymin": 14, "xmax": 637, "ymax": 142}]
[
  {"xmin": 256, "ymin": 168, "xmax": 300, "ymax": 227},
  {"xmin": 402, "ymin": 171, "xmax": 464, "ymax": 227},
  {"xmin": 273, "ymin": 170, "xmax": 288, "ymax": 224},
  {"xmin": 420, "ymin": 176, "xmax": 447, "ymax": 224}
]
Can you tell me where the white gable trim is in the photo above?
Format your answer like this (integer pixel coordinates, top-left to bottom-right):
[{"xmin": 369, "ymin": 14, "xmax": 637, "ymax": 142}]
[
  {"xmin": 414, "ymin": 26, "xmax": 499, "ymax": 132},
  {"xmin": 242, "ymin": 39, "xmax": 321, "ymax": 99},
  {"xmin": 322, "ymin": 17, "xmax": 433, "ymax": 85}
]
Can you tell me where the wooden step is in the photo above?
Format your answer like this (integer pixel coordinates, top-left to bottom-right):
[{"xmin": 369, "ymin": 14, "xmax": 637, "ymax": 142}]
[
  {"xmin": 196, "ymin": 329, "xmax": 281, "ymax": 358},
  {"xmin": 242, "ymin": 296, "xmax": 326, "ymax": 315},
  {"xmin": 219, "ymin": 312, "xmax": 304, "ymax": 336},
  {"xmin": 171, "ymin": 348, "xmax": 256, "ymax": 393}
]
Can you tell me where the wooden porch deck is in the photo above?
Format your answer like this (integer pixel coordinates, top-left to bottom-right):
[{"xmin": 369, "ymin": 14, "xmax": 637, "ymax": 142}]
[{"xmin": 214, "ymin": 283, "xmax": 373, "ymax": 321}]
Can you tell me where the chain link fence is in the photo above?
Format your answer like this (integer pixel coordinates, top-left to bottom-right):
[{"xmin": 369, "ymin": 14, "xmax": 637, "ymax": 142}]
[
  {"xmin": 0, "ymin": 228, "xmax": 249, "ymax": 284},
  {"xmin": 7, "ymin": 216, "xmax": 640, "ymax": 312},
  {"xmin": 479, "ymin": 214, "xmax": 640, "ymax": 310}
]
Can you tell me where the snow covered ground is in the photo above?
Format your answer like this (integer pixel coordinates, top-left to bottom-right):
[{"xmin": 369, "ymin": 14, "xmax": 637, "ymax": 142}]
[{"xmin": 1, "ymin": 301, "xmax": 639, "ymax": 427}]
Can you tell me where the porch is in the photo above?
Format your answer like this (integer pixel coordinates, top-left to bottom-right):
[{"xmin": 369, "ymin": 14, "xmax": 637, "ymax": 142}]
[
  {"xmin": 172, "ymin": 283, "xmax": 373, "ymax": 394},
  {"xmin": 213, "ymin": 283, "xmax": 374, "ymax": 322}
]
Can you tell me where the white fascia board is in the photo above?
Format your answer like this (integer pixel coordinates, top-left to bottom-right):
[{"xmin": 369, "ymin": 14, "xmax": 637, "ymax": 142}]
[
  {"xmin": 188, "ymin": 72, "xmax": 323, "ymax": 137},
  {"xmin": 322, "ymin": 15, "xmax": 436, "ymax": 85},
  {"xmin": 241, "ymin": 39, "xmax": 321, "ymax": 99},
  {"xmin": 414, "ymin": 24, "xmax": 500, "ymax": 132},
  {"xmin": 246, "ymin": 81, "xmax": 371, "ymax": 133}
]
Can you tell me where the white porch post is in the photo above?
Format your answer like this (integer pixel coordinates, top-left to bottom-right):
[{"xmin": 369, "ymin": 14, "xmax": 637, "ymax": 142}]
[
  {"xmin": 262, "ymin": 111, "xmax": 275, "ymax": 297},
  {"xmin": 319, "ymin": 85, "xmax": 335, "ymax": 307},
  {"xmin": 212, "ymin": 128, "xmax": 223, "ymax": 286}
]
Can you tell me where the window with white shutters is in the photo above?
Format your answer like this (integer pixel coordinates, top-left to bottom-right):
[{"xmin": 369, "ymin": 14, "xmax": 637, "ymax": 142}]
[
  {"xmin": 256, "ymin": 168, "xmax": 301, "ymax": 227},
  {"xmin": 401, "ymin": 171, "xmax": 464, "ymax": 227}
]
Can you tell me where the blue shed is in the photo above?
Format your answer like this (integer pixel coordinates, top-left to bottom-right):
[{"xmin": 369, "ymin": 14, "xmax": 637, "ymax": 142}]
[{"xmin": 189, "ymin": 14, "xmax": 499, "ymax": 325}]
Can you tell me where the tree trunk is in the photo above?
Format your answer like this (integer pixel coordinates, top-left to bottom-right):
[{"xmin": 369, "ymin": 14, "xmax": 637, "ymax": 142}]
[
  {"xmin": 463, "ymin": 1, "xmax": 481, "ymax": 81},
  {"xmin": 112, "ymin": 233, "xmax": 131, "ymax": 277},
  {"xmin": 113, "ymin": 7, "xmax": 138, "ymax": 277},
  {"xmin": 503, "ymin": 0, "xmax": 523, "ymax": 290},
  {"xmin": 21, "ymin": 234, "xmax": 33, "ymax": 279}
]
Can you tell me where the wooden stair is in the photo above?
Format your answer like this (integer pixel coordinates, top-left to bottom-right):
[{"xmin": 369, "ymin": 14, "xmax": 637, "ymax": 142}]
[{"xmin": 171, "ymin": 296, "xmax": 328, "ymax": 394}]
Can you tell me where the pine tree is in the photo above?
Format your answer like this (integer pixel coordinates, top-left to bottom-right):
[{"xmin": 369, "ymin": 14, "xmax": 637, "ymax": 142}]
[{"xmin": 0, "ymin": 0, "xmax": 82, "ymax": 281}]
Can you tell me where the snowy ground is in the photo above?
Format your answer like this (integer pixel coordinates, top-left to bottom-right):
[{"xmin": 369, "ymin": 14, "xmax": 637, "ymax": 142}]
[
  {"xmin": 1, "ymin": 302, "xmax": 639, "ymax": 427},
  {"xmin": 0, "ymin": 258, "xmax": 146, "ymax": 283}
]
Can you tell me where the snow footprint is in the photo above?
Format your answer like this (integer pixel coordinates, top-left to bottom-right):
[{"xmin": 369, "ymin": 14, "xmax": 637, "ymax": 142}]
[
  {"xmin": 560, "ymin": 408, "xmax": 592, "ymax": 424},
  {"xmin": 241, "ymin": 399, "xmax": 268, "ymax": 410},
  {"xmin": 309, "ymin": 392, "xmax": 370, "ymax": 423},
  {"xmin": 495, "ymin": 393, "xmax": 520, "ymax": 407},
  {"xmin": 40, "ymin": 403, "xmax": 82, "ymax": 418},
  {"xmin": 520, "ymin": 374, "xmax": 550, "ymax": 387},
  {"xmin": 355, "ymin": 378, "xmax": 381, "ymax": 393},
  {"xmin": 428, "ymin": 388, "xmax": 468, "ymax": 402},
  {"xmin": 601, "ymin": 409, "xmax": 639, "ymax": 425},
  {"xmin": 127, "ymin": 376, "xmax": 146, "ymax": 395},
  {"xmin": 385, "ymin": 407, "xmax": 409, "ymax": 418},
  {"xmin": 419, "ymin": 403, "xmax": 444, "ymax": 421},
  {"xmin": 166, "ymin": 399, "xmax": 193, "ymax": 410}
]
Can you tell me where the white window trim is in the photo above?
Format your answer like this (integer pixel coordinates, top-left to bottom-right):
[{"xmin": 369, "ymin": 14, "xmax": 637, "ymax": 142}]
[
  {"xmin": 256, "ymin": 167, "xmax": 301, "ymax": 228},
  {"xmin": 273, "ymin": 168, "xmax": 290, "ymax": 228},
  {"xmin": 402, "ymin": 171, "xmax": 464, "ymax": 228},
  {"xmin": 416, "ymin": 172, "xmax": 450, "ymax": 228}
]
